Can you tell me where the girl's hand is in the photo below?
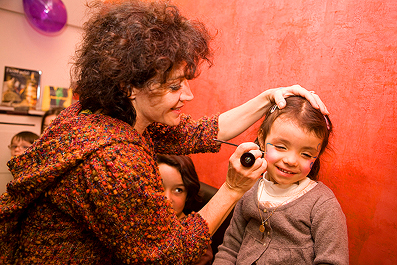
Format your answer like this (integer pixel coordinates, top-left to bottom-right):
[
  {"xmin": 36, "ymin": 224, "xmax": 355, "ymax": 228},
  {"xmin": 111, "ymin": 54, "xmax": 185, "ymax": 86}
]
[
  {"xmin": 224, "ymin": 142, "xmax": 267, "ymax": 194},
  {"xmin": 268, "ymin": 84, "xmax": 329, "ymax": 115}
]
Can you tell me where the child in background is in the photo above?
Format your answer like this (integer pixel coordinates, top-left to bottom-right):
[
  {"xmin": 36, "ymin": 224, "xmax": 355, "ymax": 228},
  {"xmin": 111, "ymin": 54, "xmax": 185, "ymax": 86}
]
[
  {"xmin": 41, "ymin": 107, "xmax": 64, "ymax": 134},
  {"xmin": 213, "ymin": 96, "xmax": 348, "ymax": 265},
  {"xmin": 157, "ymin": 154, "xmax": 213, "ymax": 265},
  {"xmin": 8, "ymin": 131, "xmax": 39, "ymax": 157}
]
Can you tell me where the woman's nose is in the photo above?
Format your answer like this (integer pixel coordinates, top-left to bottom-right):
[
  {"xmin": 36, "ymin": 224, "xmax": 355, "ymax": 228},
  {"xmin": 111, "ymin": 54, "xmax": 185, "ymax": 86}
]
[{"xmin": 180, "ymin": 80, "xmax": 194, "ymax": 101}]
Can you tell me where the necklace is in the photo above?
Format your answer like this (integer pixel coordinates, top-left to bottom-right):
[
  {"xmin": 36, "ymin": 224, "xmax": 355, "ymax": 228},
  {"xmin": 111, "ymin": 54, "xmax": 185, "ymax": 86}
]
[{"xmin": 257, "ymin": 179, "xmax": 312, "ymax": 233}]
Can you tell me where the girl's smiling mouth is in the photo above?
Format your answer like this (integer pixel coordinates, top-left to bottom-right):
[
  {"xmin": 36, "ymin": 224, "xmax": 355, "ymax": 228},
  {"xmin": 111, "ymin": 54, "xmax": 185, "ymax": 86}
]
[{"xmin": 276, "ymin": 166, "xmax": 296, "ymax": 175}]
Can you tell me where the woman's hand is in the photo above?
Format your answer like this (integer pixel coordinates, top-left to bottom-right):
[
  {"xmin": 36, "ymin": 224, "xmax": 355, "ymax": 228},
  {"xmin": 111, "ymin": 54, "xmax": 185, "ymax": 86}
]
[
  {"xmin": 267, "ymin": 84, "xmax": 329, "ymax": 115},
  {"xmin": 217, "ymin": 84, "xmax": 328, "ymax": 141},
  {"xmin": 224, "ymin": 142, "xmax": 267, "ymax": 195},
  {"xmin": 198, "ymin": 142, "xmax": 266, "ymax": 234}
]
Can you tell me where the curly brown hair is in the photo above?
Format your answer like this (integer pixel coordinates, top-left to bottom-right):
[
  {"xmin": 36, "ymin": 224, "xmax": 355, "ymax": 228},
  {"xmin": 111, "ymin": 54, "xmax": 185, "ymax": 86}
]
[{"xmin": 72, "ymin": 0, "xmax": 213, "ymax": 126}]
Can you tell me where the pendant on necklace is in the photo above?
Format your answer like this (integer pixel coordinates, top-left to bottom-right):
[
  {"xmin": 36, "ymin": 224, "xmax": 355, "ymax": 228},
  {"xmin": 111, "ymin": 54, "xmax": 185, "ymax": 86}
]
[{"xmin": 259, "ymin": 223, "xmax": 265, "ymax": 233}]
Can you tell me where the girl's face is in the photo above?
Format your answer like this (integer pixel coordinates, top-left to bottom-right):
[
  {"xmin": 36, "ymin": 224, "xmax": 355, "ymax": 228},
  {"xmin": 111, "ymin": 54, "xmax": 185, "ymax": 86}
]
[
  {"xmin": 262, "ymin": 117, "xmax": 323, "ymax": 185},
  {"xmin": 131, "ymin": 65, "xmax": 194, "ymax": 134},
  {"xmin": 9, "ymin": 139, "xmax": 32, "ymax": 157},
  {"xmin": 158, "ymin": 163, "xmax": 187, "ymax": 219}
]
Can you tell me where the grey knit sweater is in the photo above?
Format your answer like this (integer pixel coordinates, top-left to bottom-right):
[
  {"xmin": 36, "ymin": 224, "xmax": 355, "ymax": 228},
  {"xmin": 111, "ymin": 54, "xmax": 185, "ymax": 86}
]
[{"xmin": 213, "ymin": 180, "xmax": 349, "ymax": 265}]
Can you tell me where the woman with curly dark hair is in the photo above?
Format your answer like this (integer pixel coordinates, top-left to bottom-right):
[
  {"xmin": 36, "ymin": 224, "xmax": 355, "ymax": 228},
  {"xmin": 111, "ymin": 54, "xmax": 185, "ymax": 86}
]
[{"xmin": 0, "ymin": 0, "xmax": 328, "ymax": 264}]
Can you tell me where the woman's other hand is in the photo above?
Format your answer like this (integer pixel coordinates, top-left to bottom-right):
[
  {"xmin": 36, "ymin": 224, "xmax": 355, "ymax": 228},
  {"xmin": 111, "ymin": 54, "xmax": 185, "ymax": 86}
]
[
  {"xmin": 198, "ymin": 142, "xmax": 266, "ymax": 234},
  {"xmin": 268, "ymin": 84, "xmax": 329, "ymax": 115},
  {"xmin": 217, "ymin": 84, "xmax": 328, "ymax": 141}
]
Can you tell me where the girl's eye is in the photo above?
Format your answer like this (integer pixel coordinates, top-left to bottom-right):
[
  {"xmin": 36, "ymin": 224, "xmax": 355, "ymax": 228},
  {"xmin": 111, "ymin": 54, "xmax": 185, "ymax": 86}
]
[
  {"xmin": 302, "ymin": 153, "xmax": 313, "ymax": 159},
  {"xmin": 274, "ymin": 145, "xmax": 286, "ymax": 150},
  {"xmin": 175, "ymin": 188, "xmax": 185, "ymax": 193}
]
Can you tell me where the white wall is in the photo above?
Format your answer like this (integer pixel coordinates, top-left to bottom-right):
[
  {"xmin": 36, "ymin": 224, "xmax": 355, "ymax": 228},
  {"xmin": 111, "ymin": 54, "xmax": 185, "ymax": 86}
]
[
  {"xmin": 0, "ymin": 0, "xmax": 87, "ymax": 92},
  {"xmin": 0, "ymin": 0, "xmax": 88, "ymax": 193}
]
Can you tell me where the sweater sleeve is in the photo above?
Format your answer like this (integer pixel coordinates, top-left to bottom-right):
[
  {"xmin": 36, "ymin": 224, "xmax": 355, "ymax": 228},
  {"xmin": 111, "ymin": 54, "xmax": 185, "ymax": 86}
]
[
  {"xmin": 311, "ymin": 196, "xmax": 349, "ymax": 265},
  {"xmin": 213, "ymin": 198, "xmax": 247, "ymax": 264},
  {"xmin": 147, "ymin": 114, "xmax": 221, "ymax": 155},
  {"xmin": 74, "ymin": 141, "xmax": 211, "ymax": 264}
]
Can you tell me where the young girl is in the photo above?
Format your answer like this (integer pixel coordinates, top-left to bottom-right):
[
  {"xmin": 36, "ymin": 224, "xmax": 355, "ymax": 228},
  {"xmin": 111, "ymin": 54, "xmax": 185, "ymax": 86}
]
[
  {"xmin": 41, "ymin": 107, "xmax": 64, "ymax": 134},
  {"xmin": 157, "ymin": 154, "xmax": 213, "ymax": 265},
  {"xmin": 213, "ymin": 96, "xmax": 348, "ymax": 265}
]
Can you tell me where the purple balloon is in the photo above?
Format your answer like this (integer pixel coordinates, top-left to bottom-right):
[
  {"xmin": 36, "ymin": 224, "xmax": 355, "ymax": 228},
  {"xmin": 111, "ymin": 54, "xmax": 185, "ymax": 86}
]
[{"xmin": 23, "ymin": 0, "xmax": 68, "ymax": 34}]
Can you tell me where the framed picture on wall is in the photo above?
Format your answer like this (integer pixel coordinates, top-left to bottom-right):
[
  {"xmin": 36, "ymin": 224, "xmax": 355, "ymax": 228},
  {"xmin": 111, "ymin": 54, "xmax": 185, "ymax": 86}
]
[
  {"xmin": 1, "ymin": 66, "xmax": 42, "ymax": 110},
  {"xmin": 41, "ymin": 85, "xmax": 76, "ymax": 111}
]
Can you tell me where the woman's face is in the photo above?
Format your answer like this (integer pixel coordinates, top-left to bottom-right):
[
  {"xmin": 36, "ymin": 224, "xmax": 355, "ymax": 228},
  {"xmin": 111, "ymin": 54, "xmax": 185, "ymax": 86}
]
[
  {"xmin": 131, "ymin": 65, "xmax": 194, "ymax": 134},
  {"xmin": 158, "ymin": 163, "xmax": 187, "ymax": 219},
  {"xmin": 262, "ymin": 117, "xmax": 323, "ymax": 185}
]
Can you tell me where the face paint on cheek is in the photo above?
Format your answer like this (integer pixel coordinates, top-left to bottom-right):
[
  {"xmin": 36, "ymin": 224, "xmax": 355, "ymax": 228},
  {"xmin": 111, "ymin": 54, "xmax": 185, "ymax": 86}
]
[
  {"xmin": 265, "ymin": 143, "xmax": 271, "ymax": 154},
  {"xmin": 317, "ymin": 143, "xmax": 322, "ymax": 151},
  {"xmin": 309, "ymin": 143, "xmax": 321, "ymax": 171},
  {"xmin": 265, "ymin": 143, "xmax": 278, "ymax": 163},
  {"xmin": 302, "ymin": 159, "xmax": 316, "ymax": 174}
]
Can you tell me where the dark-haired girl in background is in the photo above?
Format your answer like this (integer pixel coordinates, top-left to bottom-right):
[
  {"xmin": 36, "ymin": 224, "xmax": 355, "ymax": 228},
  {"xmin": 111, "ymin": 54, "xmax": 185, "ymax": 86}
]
[{"xmin": 157, "ymin": 154, "xmax": 213, "ymax": 264}]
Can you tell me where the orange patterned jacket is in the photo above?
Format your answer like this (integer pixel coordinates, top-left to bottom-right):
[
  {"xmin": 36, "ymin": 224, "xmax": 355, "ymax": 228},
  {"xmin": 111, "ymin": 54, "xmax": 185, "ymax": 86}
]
[{"xmin": 0, "ymin": 102, "xmax": 220, "ymax": 264}]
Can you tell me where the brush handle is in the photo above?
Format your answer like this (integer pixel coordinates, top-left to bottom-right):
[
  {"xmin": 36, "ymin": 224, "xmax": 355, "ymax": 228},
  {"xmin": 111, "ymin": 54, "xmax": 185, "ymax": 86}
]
[
  {"xmin": 214, "ymin": 139, "xmax": 256, "ymax": 167},
  {"xmin": 240, "ymin": 152, "xmax": 256, "ymax": 167}
]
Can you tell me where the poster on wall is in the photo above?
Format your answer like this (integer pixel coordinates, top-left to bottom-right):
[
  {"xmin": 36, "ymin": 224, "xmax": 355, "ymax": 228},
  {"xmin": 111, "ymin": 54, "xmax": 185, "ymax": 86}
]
[
  {"xmin": 41, "ymin": 85, "xmax": 76, "ymax": 111},
  {"xmin": 1, "ymin": 66, "xmax": 41, "ymax": 110}
]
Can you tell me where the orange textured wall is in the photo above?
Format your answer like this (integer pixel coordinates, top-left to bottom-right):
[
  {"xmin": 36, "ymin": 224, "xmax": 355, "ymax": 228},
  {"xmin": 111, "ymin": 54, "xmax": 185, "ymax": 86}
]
[{"xmin": 174, "ymin": 0, "xmax": 397, "ymax": 264}]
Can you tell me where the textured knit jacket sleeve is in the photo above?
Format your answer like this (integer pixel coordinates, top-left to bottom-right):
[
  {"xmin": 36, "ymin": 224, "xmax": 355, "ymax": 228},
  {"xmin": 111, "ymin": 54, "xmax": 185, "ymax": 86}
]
[
  {"xmin": 147, "ymin": 113, "xmax": 221, "ymax": 155},
  {"xmin": 0, "ymin": 103, "xmax": 219, "ymax": 264},
  {"xmin": 50, "ymin": 112, "xmax": 218, "ymax": 263},
  {"xmin": 64, "ymin": 140, "xmax": 211, "ymax": 264}
]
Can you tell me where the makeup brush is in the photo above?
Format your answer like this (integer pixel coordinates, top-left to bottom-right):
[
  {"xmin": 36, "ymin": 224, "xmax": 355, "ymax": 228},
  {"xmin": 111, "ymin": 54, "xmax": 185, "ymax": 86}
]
[{"xmin": 213, "ymin": 139, "xmax": 263, "ymax": 167}]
